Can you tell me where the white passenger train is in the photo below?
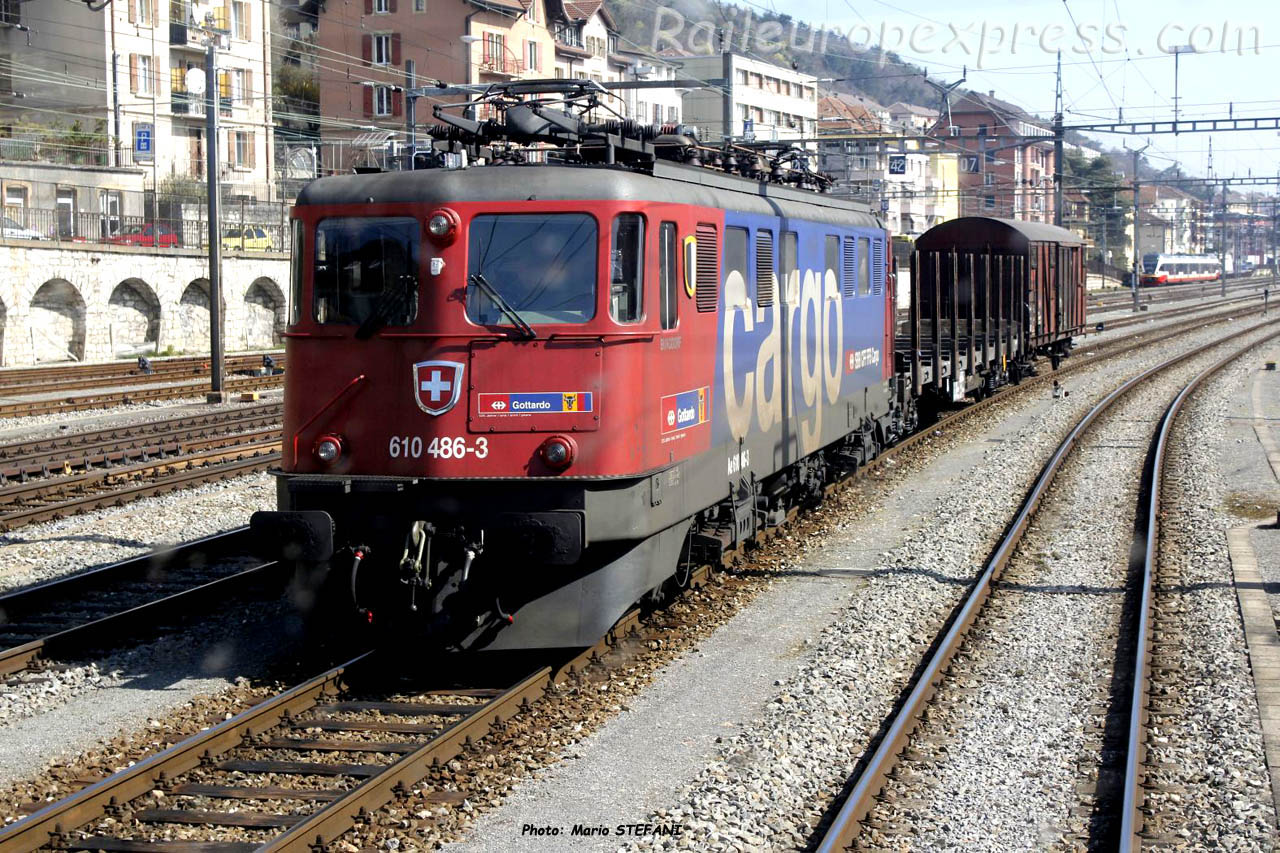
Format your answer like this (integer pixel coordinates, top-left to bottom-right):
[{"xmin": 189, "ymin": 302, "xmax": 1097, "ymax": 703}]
[{"xmin": 1139, "ymin": 253, "xmax": 1222, "ymax": 285}]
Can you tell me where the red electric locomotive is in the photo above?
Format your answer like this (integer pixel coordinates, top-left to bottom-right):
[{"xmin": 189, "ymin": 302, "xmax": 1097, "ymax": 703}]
[
  {"xmin": 253, "ymin": 81, "xmax": 1086, "ymax": 652},
  {"xmin": 253, "ymin": 81, "xmax": 910, "ymax": 651}
]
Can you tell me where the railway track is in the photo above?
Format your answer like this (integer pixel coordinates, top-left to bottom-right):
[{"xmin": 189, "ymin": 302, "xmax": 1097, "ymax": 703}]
[
  {"xmin": 0, "ymin": 529, "xmax": 285, "ymax": 679},
  {"xmin": 1090, "ymin": 290, "xmax": 1269, "ymax": 334},
  {"xmin": 812, "ymin": 319, "xmax": 1280, "ymax": 850},
  {"xmin": 1089, "ymin": 273, "xmax": 1273, "ymax": 310},
  {"xmin": 0, "ymin": 444, "xmax": 280, "ymax": 532},
  {"xmin": 0, "ymin": 353, "xmax": 284, "ymax": 393},
  {"xmin": 0, "ymin": 403, "xmax": 283, "ymax": 482},
  {"xmin": 0, "ymin": 564, "xmax": 720, "ymax": 852},
  {"xmin": 1109, "ymin": 331, "xmax": 1278, "ymax": 847},
  {"xmin": 0, "ymin": 374, "xmax": 284, "ymax": 420}
]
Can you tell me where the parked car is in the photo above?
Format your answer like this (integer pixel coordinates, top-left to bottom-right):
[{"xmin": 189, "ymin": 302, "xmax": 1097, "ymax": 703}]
[
  {"xmin": 106, "ymin": 224, "xmax": 180, "ymax": 248},
  {"xmin": 222, "ymin": 226, "xmax": 272, "ymax": 252},
  {"xmin": 1, "ymin": 216, "xmax": 48, "ymax": 240}
]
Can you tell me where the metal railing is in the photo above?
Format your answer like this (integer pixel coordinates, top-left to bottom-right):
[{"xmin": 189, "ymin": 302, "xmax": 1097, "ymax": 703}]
[{"xmin": 2, "ymin": 203, "xmax": 288, "ymax": 253}]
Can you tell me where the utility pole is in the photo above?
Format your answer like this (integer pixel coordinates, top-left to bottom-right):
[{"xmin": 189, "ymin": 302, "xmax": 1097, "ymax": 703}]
[
  {"xmin": 1129, "ymin": 144, "xmax": 1149, "ymax": 311},
  {"xmin": 405, "ymin": 62, "xmax": 417, "ymax": 170},
  {"xmin": 1053, "ymin": 52, "xmax": 1064, "ymax": 226},
  {"xmin": 1220, "ymin": 183, "xmax": 1229, "ymax": 297},
  {"xmin": 720, "ymin": 30, "xmax": 733, "ymax": 144},
  {"xmin": 205, "ymin": 32, "xmax": 225, "ymax": 402}
]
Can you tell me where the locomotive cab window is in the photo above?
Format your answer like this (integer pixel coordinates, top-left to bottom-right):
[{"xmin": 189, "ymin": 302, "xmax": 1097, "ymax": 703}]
[
  {"xmin": 467, "ymin": 213, "xmax": 597, "ymax": 325},
  {"xmin": 313, "ymin": 217, "xmax": 419, "ymax": 330},
  {"xmin": 659, "ymin": 221, "xmax": 678, "ymax": 330},
  {"xmin": 289, "ymin": 218, "xmax": 303, "ymax": 326},
  {"xmin": 610, "ymin": 213, "xmax": 644, "ymax": 324}
]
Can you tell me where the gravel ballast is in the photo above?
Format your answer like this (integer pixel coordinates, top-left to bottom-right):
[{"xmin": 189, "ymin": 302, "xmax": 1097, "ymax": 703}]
[{"xmin": 426, "ymin": 318, "xmax": 1280, "ymax": 851}]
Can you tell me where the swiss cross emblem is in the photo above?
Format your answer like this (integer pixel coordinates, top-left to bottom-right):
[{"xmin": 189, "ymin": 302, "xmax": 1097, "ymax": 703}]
[{"xmin": 412, "ymin": 360, "xmax": 464, "ymax": 416}]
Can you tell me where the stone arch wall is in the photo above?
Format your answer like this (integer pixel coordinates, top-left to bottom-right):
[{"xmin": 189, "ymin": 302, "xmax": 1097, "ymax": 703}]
[
  {"xmin": 243, "ymin": 277, "xmax": 287, "ymax": 349},
  {"xmin": 30, "ymin": 279, "xmax": 86, "ymax": 362},
  {"xmin": 179, "ymin": 279, "xmax": 211, "ymax": 353},
  {"xmin": 108, "ymin": 278, "xmax": 161, "ymax": 355}
]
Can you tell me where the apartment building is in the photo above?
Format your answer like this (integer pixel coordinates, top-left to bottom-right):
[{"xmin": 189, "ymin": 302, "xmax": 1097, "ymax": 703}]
[
  {"xmin": 604, "ymin": 48, "xmax": 680, "ymax": 126},
  {"xmin": 941, "ymin": 90, "xmax": 1055, "ymax": 223},
  {"xmin": 678, "ymin": 53, "xmax": 816, "ymax": 143},
  {"xmin": 315, "ymin": 0, "xmax": 559, "ymax": 170},
  {"xmin": 816, "ymin": 93, "xmax": 958, "ymax": 237},
  {"xmin": 0, "ymin": 0, "xmax": 273, "ymax": 223}
]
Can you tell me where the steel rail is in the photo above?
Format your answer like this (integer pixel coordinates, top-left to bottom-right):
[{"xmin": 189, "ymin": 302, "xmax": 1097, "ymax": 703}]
[
  {"xmin": 0, "ymin": 528, "xmax": 254, "ymax": 674},
  {"xmin": 815, "ymin": 316, "xmax": 1280, "ymax": 851},
  {"xmin": 0, "ymin": 424, "xmax": 282, "ymax": 482},
  {"xmin": 0, "ymin": 595, "xmax": 670, "ymax": 852},
  {"xmin": 1089, "ymin": 274, "xmax": 1273, "ymax": 309},
  {"xmin": 0, "ymin": 374, "xmax": 283, "ymax": 420},
  {"xmin": 0, "ymin": 449, "xmax": 281, "ymax": 532},
  {"xmin": 1093, "ymin": 291, "xmax": 1264, "ymax": 334},
  {"xmin": 0, "ymin": 403, "xmax": 282, "ymax": 462},
  {"xmin": 0, "ymin": 356, "xmax": 288, "ymax": 397},
  {"xmin": 1117, "ymin": 326, "xmax": 1280, "ymax": 847},
  {"xmin": 0, "ymin": 653, "xmax": 373, "ymax": 853},
  {"xmin": 0, "ymin": 352, "xmax": 284, "ymax": 388},
  {"xmin": 0, "ymin": 560, "xmax": 285, "ymax": 677}
]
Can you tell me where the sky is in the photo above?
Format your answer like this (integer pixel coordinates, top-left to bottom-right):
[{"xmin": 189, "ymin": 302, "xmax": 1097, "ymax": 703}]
[{"xmin": 726, "ymin": 0, "xmax": 1280, "ymax": 183}]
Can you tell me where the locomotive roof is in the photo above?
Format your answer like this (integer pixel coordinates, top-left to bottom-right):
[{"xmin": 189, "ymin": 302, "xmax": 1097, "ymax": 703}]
[
  {"xmin": 915, "ymin": 216, "xmax": 1085, "ymax": 250},
  {"xmin": 295, "ymin": 161, "xmax": 884, "ymax": 230}
]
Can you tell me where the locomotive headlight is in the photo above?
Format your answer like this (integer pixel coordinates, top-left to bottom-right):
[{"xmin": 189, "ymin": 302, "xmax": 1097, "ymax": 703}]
[
  {"xmin": 426, "ymin": 208, "xmax": 460, "ymax": 245},
  {"xmin": 314, "ymin": 434, "xmax": 343, "ymax": 464},
  {"xmin": 538, "ymin": 435, "xmax": 577, "ymax": 471}
]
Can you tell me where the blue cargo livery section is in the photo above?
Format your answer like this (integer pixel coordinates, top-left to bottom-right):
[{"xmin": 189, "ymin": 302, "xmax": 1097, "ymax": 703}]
[{"xmin": 713, "ymin": 210, "xmax": 888, "ymax": 459}]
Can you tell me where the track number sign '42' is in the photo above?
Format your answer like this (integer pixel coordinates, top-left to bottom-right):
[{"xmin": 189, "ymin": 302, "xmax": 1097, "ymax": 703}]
[{"xmin": 413, "ymin": 360, "xmax": 464, "ymax": 416}]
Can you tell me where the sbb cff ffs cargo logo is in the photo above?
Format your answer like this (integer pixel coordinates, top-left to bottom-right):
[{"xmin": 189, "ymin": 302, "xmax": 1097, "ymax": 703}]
[{"xmin": 661, "ymin": 386, "xmax": 711, "ymax": 435}]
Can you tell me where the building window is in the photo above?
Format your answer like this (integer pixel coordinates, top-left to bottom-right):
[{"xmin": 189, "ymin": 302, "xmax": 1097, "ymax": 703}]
[
  {"xmin": 137, "ymin": 0, "xmax": 152, "ymax": 26},
  {"xmin": 99, "ymin": 190, "xmax": 121, "ymax": 237},
  {"xmin": 233, "ymin": 131, "xmax": 253, "ymax": 168},
  {"xmin": 526, "ymin": 39, "xmax": 539, "ymax": 72},
  {"xmin": 653, "ymin": 102, "xmax": 662, "ymax": 124},
  {"xmin": 482, "ymin": 32, "xmax": 505, "ymax": 67},
  {"xmin": 374, "ymin": 85, "xmax": 392, "ymax": 116},
  {"xmin": 983, "ymin": 173, "xmax": 994, "ymax": 187},
  {"xmin": 231, "ymin": 68, "xmax": 248, "ymax": 104},
  {"xmin": 136, "ymin": 54, "xmax": 153, "ymax": 94},
  {"xmin": 414, "ymin": 0, "xmax": 426, "ymax": 9},
  {"xmin": 375, "ymin": 0, "xmax": 390, "ymax": 10},
  {"xmin": 984, "ymin": 195, "xmax": 995, "ymax": 210},
  {"xmin": 667, "ymin": 105, "xmax": 678, "ymax": 123},
  {"xmin": 0, "ymin": 0, "xmax": 21, "ymax": 25},
  {"xmin": 374, "ymin": 34, "xmax": 393, "ymax": 65},
  {"xmin": 231, "ymin": 0, "xmax": 250, "ymax": 40}
]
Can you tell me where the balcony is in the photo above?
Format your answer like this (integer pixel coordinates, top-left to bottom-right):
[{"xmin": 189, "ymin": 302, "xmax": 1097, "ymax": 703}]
[
  {"xmin": 478, "ymin": 56, "xmax": 525, "ymax": 76},
  {"xmin": 170, "ymin": 21, "xmax": 188, "ymax": 45},
  {"xmin": 171, "ymin": 91, "xmax": 201, "ymax": 115},
  {"xmin": 170, "ymin": 93, "xmax": 232, "ymax": 117}
]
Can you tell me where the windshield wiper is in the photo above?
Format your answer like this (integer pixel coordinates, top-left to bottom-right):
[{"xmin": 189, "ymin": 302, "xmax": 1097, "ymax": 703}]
[
  {"xmin": 468, "ymin": 273, "xmax": 537, "ymax": 339},
  {"xmin": 354, "ymin": 273, "xmax": 415, "ymax": 340}
]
